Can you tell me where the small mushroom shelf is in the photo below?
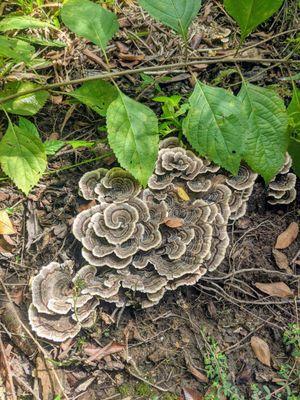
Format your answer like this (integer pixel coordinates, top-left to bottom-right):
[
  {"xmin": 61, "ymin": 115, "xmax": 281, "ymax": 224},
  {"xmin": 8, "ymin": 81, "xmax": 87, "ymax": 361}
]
[{"xmin": 29, "ymin": 138, "xmax": 297, "ymax": 342}]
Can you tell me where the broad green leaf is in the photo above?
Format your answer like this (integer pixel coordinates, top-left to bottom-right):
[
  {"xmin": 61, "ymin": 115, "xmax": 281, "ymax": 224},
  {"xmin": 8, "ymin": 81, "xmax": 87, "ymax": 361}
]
[
  {"xmin": 224, "ymin": 0, "xmax": 284, "ymax": 41},
  {"xmin": 183, "ymin": 81, "xmax": 245, "ymax": 175},
  {"xmin": 287, "ymin": 86, "xmax": 300, "ymax": 134},
  {"xmin": 69, "ymin": 80, "xmax": 118, "ymax": 116},
  {"xmin": 0, "ymin": 35, "xmax": 34, "ymax": 62},
  {"xmin": 44, "ymin": 140, "xmax": 65, "ymax": 155},
  {"xmin": 238, "ymin": 83, "xmax": 289, "ymax": 182},
  {"xmin": 138, "ymin": 0, "xmax": 202, "ymax": 39},
  {"xmin": 0, "ymin": 118, "xmax": 47, "ymax": 194},
  {"xmin": 107, "ymin": 92, "xmax": 159, "ymax": 186},
  {"xmin": 289, "ymin": 138, "xmax": 300, "ymax": 177},
  {"xmin": 0, "ymin": 82, "xmax": 49, "ymax": 116},
  {"xmin": 0, "ymin": 16, "xmax": 55, "ymax": 32},
  {"xmin": 61, "ymin": 0, "xmax": 119, "ymax": 53}
]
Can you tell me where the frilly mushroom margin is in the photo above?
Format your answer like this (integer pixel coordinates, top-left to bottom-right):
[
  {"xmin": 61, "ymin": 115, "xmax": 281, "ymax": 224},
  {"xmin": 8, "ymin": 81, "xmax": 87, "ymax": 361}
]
[{"xmin": 28, "ymin": 138, "xmax": 297, "ymax": 342}]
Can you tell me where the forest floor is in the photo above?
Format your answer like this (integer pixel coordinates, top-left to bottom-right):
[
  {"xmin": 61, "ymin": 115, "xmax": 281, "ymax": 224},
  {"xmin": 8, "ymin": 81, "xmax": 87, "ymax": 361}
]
[{"xmin": 0, "ymin": 1, "xmax": 299, "ymax": 399}]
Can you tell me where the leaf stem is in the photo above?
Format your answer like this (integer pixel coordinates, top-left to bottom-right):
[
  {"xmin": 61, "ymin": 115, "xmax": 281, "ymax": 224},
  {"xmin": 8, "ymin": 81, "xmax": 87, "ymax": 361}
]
[{"xmin": 0, "ymin": 58, "xmax": 299, "ymax": 105}]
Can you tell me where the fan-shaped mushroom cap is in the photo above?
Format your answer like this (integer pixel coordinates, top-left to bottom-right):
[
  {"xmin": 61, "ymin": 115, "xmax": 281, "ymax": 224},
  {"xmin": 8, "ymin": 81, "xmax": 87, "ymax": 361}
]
[
  {"xmin": 187, "ymin": 175, "xmax": 212, "ymax": 192},
  {"xmin": 121, "ymin": 268, "xmax": 167, "ymax": 294},
  {"xmin": 267, "ymin": 168, "xmax": 297, "ymax": 205},
  {"xmin": 28, "ymin": 304, "xmax": 81, "ymax": 342},
  {"xmin": 74, "ymin": 265, "xmax": 121, "ymax": 299},
  {"xmin": 141, "ymin": 288, "xmax": 166, "ymax": 308},
  {"xmin": 279, "ymin": 153, "xmax": 293, "ymax": 174},
  {"xmin": 29, "ymin": 261, "xmax": 102, "ymax": 342},
  {"xmin": 226, "ymin": 165, "xmax": 257, "ymax": 191},
  {"xmin": 31, "ymin": 261, "xmax": 91, "ymax": 315},
  {"xmin": 72, "ymin": 205, "xmax": 103, "ymax": 241},
  {"xmin": 205, "ymin": 214, "xmax": 230, "ymax": 271},
  {"xmin": 79, "ymin": 168, "xmax": 108, "ymax": 200},
  {"xmin": 269, "ymin": 173, "xmax": 297, "ymax": 192},
  {"xmin": 166, "ymin": 267, "xmax": 207, "ymax": 290},
  {"xmin": 268, "ymin": 188, "xmax": 297, "ymax": 205},
  {"xmin": 159, "ymin": 137, "xmax": 180, "ymax": 149},
  {"xmin": 95, "ymin": 167, "xmax": 140, "ymax": 203}
]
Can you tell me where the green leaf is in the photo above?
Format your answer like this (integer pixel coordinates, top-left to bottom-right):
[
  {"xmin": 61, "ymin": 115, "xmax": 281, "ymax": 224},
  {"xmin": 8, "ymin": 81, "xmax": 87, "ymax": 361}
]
[
  {"xmin": 0, "ymin": 35, "xmax": 34, "ymax": 62},
  {"xmin": 15, "ymin": 35, "xmax": 66, "ymax": 48},
  {"xmin": 44, "ymin": 140, "xmax": 95, "ymax": 155},
  {"xmin": 238, "ymin": 83, "xmax": 289, "ymax": 182},
  {"xmin": 61, "ymin": 0, "xmax": 119, "ymax": 53},
  {"xmin": 183, "ymin": 81, "xmax": 245, "ymax": 175},
  {"xmin": 0, "ymin": 82, "xmax": 49, "ymax": 116},
  {"xmin": 69, "ymin": 80, "xmax": 118, "ymax": 116},
  {"xmin": 289, "ymin": 139, "xmax": 300, "ymax": 177},
  {"xmin": 224, "ymin": 0, "xmax": 284, "ymax": 40},
  {"xmin": 67, "ymin": 140, "xmax": 95, "ymax": 149},
  {"xmin": 288, "ymin": 86, "xmax": 300, "ymax": 134},
  {"xmin": 0, "ymin": 16, "xmax": 55, "ymax": 32},
  {"xmin": 280, "ymin": 72, "xmax": 300, "ymax": 81},
  {"xmin": 0, "ymin": 118, "xmax": 47, "ymax": 194},
  {"xmin": 44, "ymin": 140, "xmax": 65, "ymax": 155},
  {"xmin": 107, "ymin": 92, "xmax": 159, "ymax": 186},
  {"xmin": 138, "ymin": 0, "xmax": 202, "ymax": 39}
]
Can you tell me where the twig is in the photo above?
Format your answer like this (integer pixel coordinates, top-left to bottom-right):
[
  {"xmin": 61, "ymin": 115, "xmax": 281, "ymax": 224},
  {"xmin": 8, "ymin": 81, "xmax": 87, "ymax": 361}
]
[
  {"xmin": 234, "ymin": 28, "xmax": 300, "ymax": 56},
  {"xmin": 125, "ymin": 366, "xmax": 169, "ymax": 393},
  {"xmin": 199, "ymin": 281, "xmax": 299, "ymax": 306},
  {"xmin": 204, "ymin": 268, "xmax": 299, "ymax": 281},
  {"xmin": 0, "ymin": 334, "xmax": 17, "ymax": 400},
  {"xmin": 0, "ymin": 277, "xmax": 70, "ymax": 400},
  {"xmin": 0, "ymin": 58, "xmax": 300, "ymax": 105},
  {"xmin": 224, "ymin": 317, "xmax": 273, "ymax": 354}
]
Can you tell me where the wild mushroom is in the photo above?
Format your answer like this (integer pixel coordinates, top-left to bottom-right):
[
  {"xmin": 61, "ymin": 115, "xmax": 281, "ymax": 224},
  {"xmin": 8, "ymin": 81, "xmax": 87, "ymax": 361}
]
[
  {"xmin": 267, "ymin": 154, "xmax": 297, "ymax": 205},
  {"xmin": 29, "ymin": 138, "xmax": 297, "ymax": 341},
  {"xmin": 28, "ymin": 261, "xmax": 98, "ymax": 342}
]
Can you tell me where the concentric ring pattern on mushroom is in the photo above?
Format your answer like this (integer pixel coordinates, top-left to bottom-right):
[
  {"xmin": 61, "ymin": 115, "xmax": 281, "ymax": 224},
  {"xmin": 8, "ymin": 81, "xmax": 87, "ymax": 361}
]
[{"xmin": 28, "ymin": 138, "xmax": 297, "ymax": 342}]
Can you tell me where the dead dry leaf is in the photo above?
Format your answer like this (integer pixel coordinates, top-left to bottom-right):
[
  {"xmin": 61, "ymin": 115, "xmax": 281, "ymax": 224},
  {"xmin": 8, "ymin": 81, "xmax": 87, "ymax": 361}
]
[
  {"xmin": 118, "ymin": 52, "xmax": 145, "ymax": 62},
  {"xmin": 0, "ymin": 236, "xmax": 14, "ymax": 256},
  {"xmin": 176, "ymin": 186, "xmax": 190, "ymax": 201},
  {"xmin": 255, "ymin": 282, "xmax": 294, "ymax": 298},
  {"xmin": 0, "ymin": 210, "xmax": 15, "ymax": 235},
  {"xmin": 36, "ymin": 355, "xmax": 66, "ymax": 400},
  {"xmin": 272, "ymin": 249, "xmax": 292, "ymax": 273},
  {"xmin": 185, "ymin": 355, "xmax": 208, "ymax": 383},
  {"xmin": 164, "ymin": 217, "xmax": 184, "ymax": 228},
  {"xmin": 250, "ymin": 336, "xmax": 271, "ymax": 367},
  {"xmin": 275, "ymin": 222, "xmax": 299, "ymax": 249},
  {"xmin": 77, "ymin": 200, "xmax": 97, "ymax": 212},
  {"xmin": 84, "ymin": 341, "xmax": 125, "ymax": 363},
  {"xmin": 181, "ymin": 387, "xmax": 203, "ymax": 400},
  {"xmin": 187, "ymin": 364, "xmax": 208, "ymax": 383}
]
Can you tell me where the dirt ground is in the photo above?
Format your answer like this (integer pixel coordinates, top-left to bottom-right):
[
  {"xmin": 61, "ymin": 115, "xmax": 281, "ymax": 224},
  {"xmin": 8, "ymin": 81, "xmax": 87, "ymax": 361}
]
[{"xmin": 0, "ymin": 0, "xmax": 299, "ymax": 399}]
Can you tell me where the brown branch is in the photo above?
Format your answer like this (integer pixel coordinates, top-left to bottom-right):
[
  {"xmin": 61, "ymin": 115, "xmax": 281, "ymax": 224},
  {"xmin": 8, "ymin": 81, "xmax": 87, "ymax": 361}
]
[{"xmin": 0, "ymin": 57, "xmax": 299, "ymax": 105}]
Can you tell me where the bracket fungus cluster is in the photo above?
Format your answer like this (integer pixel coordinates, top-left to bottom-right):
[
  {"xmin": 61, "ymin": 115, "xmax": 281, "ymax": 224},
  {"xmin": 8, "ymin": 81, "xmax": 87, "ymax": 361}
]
[
  {"xmin": 29, "ymin": 138, "xmax": 297, "ymax": 341},
  {"xmin": 267, "ymin": 154, "xmax": 297, "ymax": 205}
]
